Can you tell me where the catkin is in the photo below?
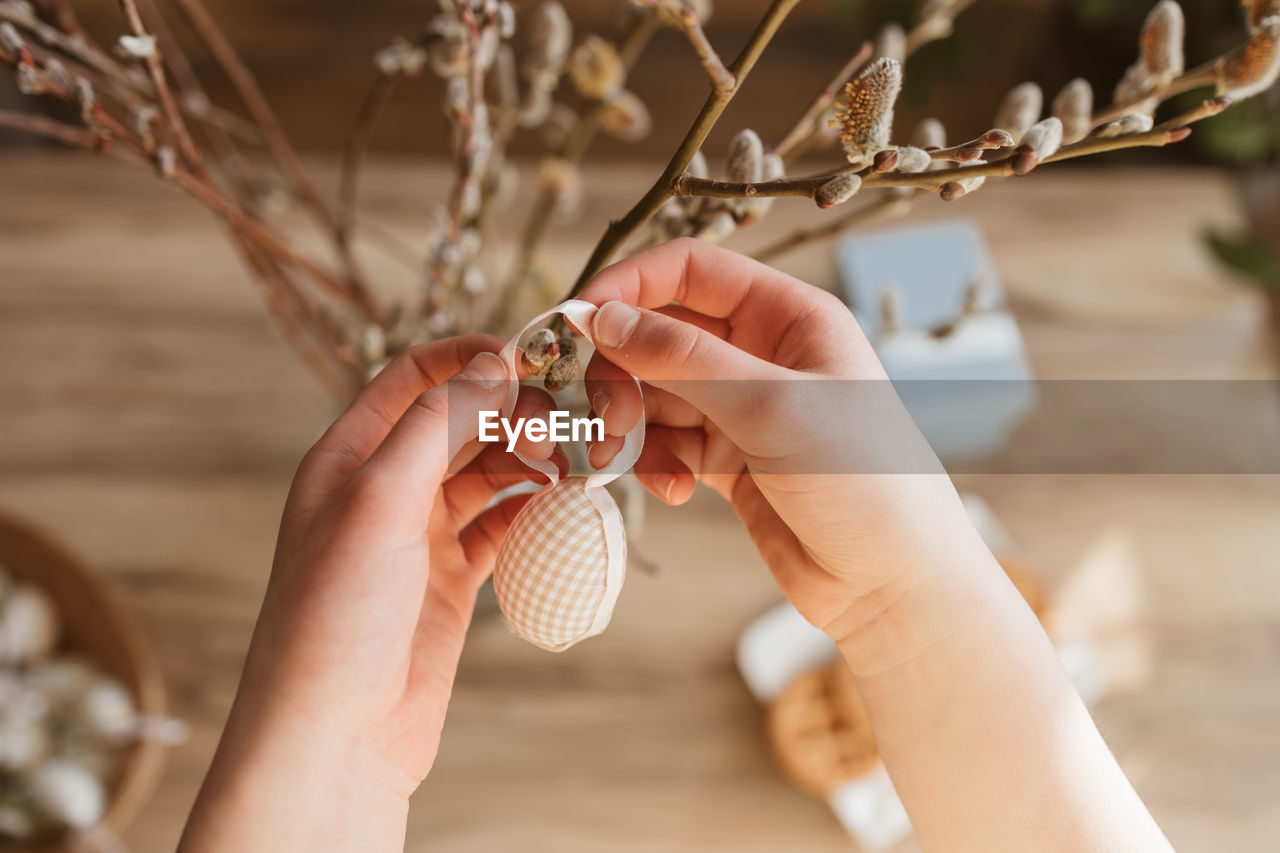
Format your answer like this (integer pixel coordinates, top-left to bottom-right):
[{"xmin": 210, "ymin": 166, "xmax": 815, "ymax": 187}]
[
  {"xmin": 1051, "ymin": 78, "xmax": 1094, "ymax": 143},
  {"xmin": 830, "ymin": 58, "xmax": 902, "ymax": 165},
  {"xmin": 993, "ymin": 83, "xmax": 1042, "ymax": 142}
]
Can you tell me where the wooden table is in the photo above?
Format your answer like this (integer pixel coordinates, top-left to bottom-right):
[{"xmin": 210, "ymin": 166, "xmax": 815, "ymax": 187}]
[{"xmin": 1, "ymin": 155, "xmax": 1277, "ymax": 852}]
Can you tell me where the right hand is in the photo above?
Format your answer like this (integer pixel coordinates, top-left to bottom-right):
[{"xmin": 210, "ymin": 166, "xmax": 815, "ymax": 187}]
[{"xmin": 577, "ymin": 238, "xmax": 991, "ymax": 668}]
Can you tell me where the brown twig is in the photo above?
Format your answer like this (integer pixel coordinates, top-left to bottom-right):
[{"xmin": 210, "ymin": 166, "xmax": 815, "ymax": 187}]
[
  {"xmin": 336, "ymin": 71, "xmax": 401, "ymax": 257},
  {"xmin": 566, "ymin": 0, "xmax": 804, "ymax": 299},
  {"xmin": 118, "ymin": 0, "xmax": 202, "ymax": 167},
  {"xmin": 1092, "ymin": 61, "xmax": 1220, "ymax": 125},
  {"xmin": 497, "ymin": 9, "xmax": 659, "ymax": 328},
  {"xmin": 0, "ymin": 107, "xmax": 114, "ymax": 150}
]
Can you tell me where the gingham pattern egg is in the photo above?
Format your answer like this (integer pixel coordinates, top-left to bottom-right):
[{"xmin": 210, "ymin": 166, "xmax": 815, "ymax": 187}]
[{"xmin": 493, "ymin": 476, "xmax": 624, "ymax": 652}]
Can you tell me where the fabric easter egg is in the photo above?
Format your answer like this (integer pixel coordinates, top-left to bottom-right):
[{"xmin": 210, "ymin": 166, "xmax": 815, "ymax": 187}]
[
  {"xmin": 493, "ymin": 476, "xmax": 626, "ymax": 651},
  {"xmin": 490, "ymin": 300, "xmax": 642, "ymax": 653}
]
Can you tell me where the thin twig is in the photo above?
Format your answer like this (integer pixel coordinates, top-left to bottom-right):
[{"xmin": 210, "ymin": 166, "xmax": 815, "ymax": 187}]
[
  {"xmin": 0, "ymin": 107, "xmax": 113, "ymax": 149},
  {"xmin": 751, "ymin": 195, "xmax": 912, "ymax": 263},
  {"xmin": 497, "ymin": 9, "xmax": 659, "ymax": 328},
  {"xmin": 336, "ymin": 71, "xmax": 401, "ymax": 255},
  {"xmin": 565, "ymin": 0, "xmax": 805, "ymax": 299},
  {"xmin": 118, "ymin": 0, "xmax": 202, "ymax": 167}
]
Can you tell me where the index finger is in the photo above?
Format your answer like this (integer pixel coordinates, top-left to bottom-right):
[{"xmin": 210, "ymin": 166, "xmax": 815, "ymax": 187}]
[{"xmin": 576, "ymin": 237, "xmax": 814, "ymax": 321}]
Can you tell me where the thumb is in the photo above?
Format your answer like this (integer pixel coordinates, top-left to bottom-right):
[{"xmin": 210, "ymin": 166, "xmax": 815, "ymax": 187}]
[
  {"xmin": 356, "ymin": 351, "xmax": 510, "ymax": 522},
  {"xmin": 589, "ymin": 300, "xmax": 782, "ymax": 436}
]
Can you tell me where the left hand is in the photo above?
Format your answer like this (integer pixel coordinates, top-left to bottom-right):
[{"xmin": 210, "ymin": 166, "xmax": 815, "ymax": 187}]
[{"xmin": 182, "ymin": 335, "xmax": 561, "ymax": 852}]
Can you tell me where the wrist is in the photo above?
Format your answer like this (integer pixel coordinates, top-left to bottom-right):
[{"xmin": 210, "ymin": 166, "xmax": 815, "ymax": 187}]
[{"xmin": 180, "ymin": 691, "xmax": 413, "ymax": 853}]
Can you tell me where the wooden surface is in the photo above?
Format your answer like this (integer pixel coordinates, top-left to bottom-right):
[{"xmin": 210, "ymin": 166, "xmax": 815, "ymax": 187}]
[{"xmin": 1, "ymin": 155, "xmax": 1279, "ymax": 852}]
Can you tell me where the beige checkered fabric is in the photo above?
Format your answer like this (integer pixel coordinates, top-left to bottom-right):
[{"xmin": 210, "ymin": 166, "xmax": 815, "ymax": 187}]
[{"xmin": 493, "ymin": 476, "xmax": 621, "ymax": 652}]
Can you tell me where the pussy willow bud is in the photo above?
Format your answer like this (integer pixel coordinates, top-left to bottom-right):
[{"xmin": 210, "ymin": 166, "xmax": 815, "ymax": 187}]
[
  {"xmin": 526, "ymin": 1, "xmax": 572, "ymax": 82},
  {"xmin": 894, "ymin": 146, "xmax": 932, "ymax": 173},
  {"xmin": 569, "ymin": 36, "xmax": 624, "ymax": 101},
  {"xmin": 815, "ymin": 173, "xmax": 862, "ymax": 209},
  {"xmin": 599, "ymin": 90, "xmax": 652, "ymax": 141},
  {"xmin": 131, "ymin": 104, "xmax": 158, "ymax": 148},
  {"xmin": 115, "ymin": 34, "xmax": 156, "ymax": 60},
  {"xmin": 724, "ymin": 128, "xmax": 764, "ymax": 184},
  {"xmin": 694, "ymin": 209, "xmax": 736, "ymax": 243},
  {"xmin": 686, "ymin": 149, "xmax": 709, "ymax": 180},
  {"xmin": 42, "ymin": 58, "xmax": 72, "ymax": 93},
  {"xmin": 1094, "ymin": 113, "xmax": 1155, "ymax": 137},
  {"xmin": 1247, "ymin": 0, "xmax": 1280, "ymax": 31},
  {"xmin": 496, "ymin": 2, "xmax": 516, "ymax": 39},
  {"xmin": 830, "ymin": 57, "xmax": 902, "ymax": 165},
  {"xmin": 910, "ymin": 117, "xmax": 946, "ymax": 149},
  {"xmin": 1215, "ymin": 16, "xmax": 1280, "ymax": 100},
  {"xmin": 1139, "ymin": 1, "xmax": 1185, "ymax": 82},
  {"xmin": 874, "ymin": 23, "xmax": 906, "ymax": 62},
  {"xmin": 537, "ymin": 157, "xmax": 582, "ymax": 211},
  {"xmin": 1012, "ymin": 117, "xmax": 1063, "ymax": 174},
  {"xmin": 1052, "ymin": 77, "xmax": 1094, "ymax": 143},
  {"xmin": 544, "ymin": 338, "xmax": 579, "ymax": 392},
  {"xmin": 993, "ymin": 82, "xmax": 1042, "ymax": 142},
  {"xmin": 74, "ymin": 77, "xmax": 95, "ymax": 122},
  {"xmin": 15, "ymin": 63, "xmax": 41, "ymax": 95},
  {"xmin": 377, "ymin": 38, "xmax": 428, "ymax": 76},
  {"xmin": 1, "ymin": 22, "xmax": 24, "ymax": 53},
  {"xmin": 1113, "ymin": 63, "xmax": 1156, "ymax": 109},
  {"xmin": 939, "ymin": 174, "xmax": 985, "ymax": 201},
  {"xmin": 521, "ymin": 328, "xmax": 559, "ymax": 376},
  {"xmin": 155, "ymin": 145, "xmax": 176, "ymax": 179}
]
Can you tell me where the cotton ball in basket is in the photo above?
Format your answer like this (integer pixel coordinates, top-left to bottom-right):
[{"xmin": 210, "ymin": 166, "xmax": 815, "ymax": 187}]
[
  {"xmin": 492, "ymin": 476, "xmax": 625, "ymax": 652},
  {"xmin": 26, "ymin": 758, "xmax": 107, "ymax": 830},
  {"xmin": 25, "ymin": 658, "xmax": 96, "ymax": 710},
  {"xmin": 75, "ymin": 679, "xmax": 138, "ymax": 744},
  {"xmin": 0, "ymin": 583, "xmax": 60, "ymax": 664},
  {"xmin": 0, "ymin": 711, "xmax": 48, "ymax": 772}
]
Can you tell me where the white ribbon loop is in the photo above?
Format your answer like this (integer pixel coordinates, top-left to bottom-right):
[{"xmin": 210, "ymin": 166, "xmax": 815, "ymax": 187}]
[{"xmin": 498, "ymin": 299, "xmax": 645, "ymax": 488}]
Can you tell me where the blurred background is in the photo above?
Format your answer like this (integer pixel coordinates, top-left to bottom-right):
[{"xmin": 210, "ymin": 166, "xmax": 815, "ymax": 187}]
[{"xmin": 1, "ymin": 0, "xmax": 1278, "ymax": 851}]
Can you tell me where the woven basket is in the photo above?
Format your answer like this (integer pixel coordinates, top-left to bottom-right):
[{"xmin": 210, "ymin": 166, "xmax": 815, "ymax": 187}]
[{"xmin": 0, "ymin": 515, "xmax": 168, "ymax": 851}]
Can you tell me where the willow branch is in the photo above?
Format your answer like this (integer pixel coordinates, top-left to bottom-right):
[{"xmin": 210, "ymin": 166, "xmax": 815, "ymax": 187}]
[
  {"xmin": 565, "ymin": 0, "xmax": 804, "ymax": 299},
  {"xmin": 641, "ymin": 1, "xmax": 733, "ymax": 94},
  {"xmin": 0, "ymin": 107, "xmax": 113, "ymax": 149},
  {"xmin": 1092, "ymin": 61, "xmax": 1220, "ymax": 125},
  {"xmin": 118, "ymin": 0, "xmax": 202, "ymax": 168},
  {"xmin": 165, "ymin": 0, "xmax": 336, "ymax": 230},
  {"xmin": 751, "ymin": 195, "xmax": 913, "ymax": 263},
  {"xmin": 497, "ymin": 10, "xmax": 659, "ymax": 326},
  {"xmin": 903, "ymin": 0, "xmax": 980, "ymax": 55},
  {"xmin": 336, "ymin": 71, "xmax": 400, "ymax": 257}
]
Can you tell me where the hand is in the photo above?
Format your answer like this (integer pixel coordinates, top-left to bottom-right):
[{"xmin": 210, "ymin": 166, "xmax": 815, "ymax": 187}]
[
  {"xmin": 577, "ymin": 237, "xmax": 983, "ymax": 670},
  {"xmin": 578, "ymin": 239, "xmax": 1171, "ymax": 852},
  {"xmin": 182, "ymin": 336, "xmax": 562, "ymax": 852}
]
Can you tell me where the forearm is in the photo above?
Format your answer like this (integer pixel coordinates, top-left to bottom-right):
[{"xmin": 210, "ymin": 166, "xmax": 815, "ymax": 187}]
[
  {"xmin": 839, "ymin": 526, "xmax": 1171, "ymax": 852},
  {"xmin": 180, "ymin": 693, "xmax": 412, "ymax": 853}
]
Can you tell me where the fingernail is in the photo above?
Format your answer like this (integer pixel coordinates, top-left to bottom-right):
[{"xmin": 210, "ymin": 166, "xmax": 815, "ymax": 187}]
[
  {"xmin": 458, "ymin": 351, "xmax": 508, "ymax": 390},
  {"xmin": 592, "ymin": 389, "xmax": 612, "ymax": 418},
  {"xmin": 660, "ymin": 474, "xmax": 677, "ymax": 503},
  {"xmin": 593, "ymin": 301, "xmax": 640, "ymax": 349}
]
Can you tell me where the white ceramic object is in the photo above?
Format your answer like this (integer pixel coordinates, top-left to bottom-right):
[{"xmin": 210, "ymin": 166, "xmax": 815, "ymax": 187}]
[{"xmin": 836, "ymin": 220, "xmax": 1035, "ymax": 461}]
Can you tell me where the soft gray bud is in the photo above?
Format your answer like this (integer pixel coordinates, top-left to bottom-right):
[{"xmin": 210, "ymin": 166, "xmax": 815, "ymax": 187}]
[
  {"xmin": 910, "ymin": 117, "xmax": 946, "ymax": 149},
  {"xmin": 815, "ymin": 173, "xmax": 862, "ymax": 208},
  {"xmin": 1019, "ymin": 116, "xmax": 1063, "ymax": 161},
  {"xmin": 874, "ymin": 23, "xmax": 906, "ymax": 62},
  {"xmin": 1, "ymin": 22, "xmax": 24, "ymax": 54},
  {"xmin": 1051, "ymin": 78, "xmax": 1094, "ymax": 143},
  {"xmin": 894, "ymin": 145, "xmax": 931, "ymax": 172},
  {"xmin": 1139, "ymin": 0, "xmax": 1185, "ymax": 81},
  {"xmin": 1216, "ymin": 16, "xmax": 1280, "ymax": 100},
  {"xmin": 1096, "ymin": 112, "xmax": 1155, "ymax": 137},
  {"xmin": 115, "ymin": 34, "xmax": 156, "ymax": 59},
  {"xmin": 993, "ymin": 82, "xmax": 1042, "ymax": 142},
  {"xmin": 724, "ymin": 128, "xmax": 764, "ymax": 184}
]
